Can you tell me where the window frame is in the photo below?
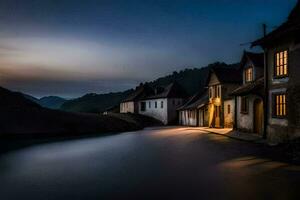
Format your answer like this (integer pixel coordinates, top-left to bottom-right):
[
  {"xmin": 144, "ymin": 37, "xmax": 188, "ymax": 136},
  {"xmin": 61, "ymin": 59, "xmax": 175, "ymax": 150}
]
[
  {"xmin": 245, "ymin": 67, "xmax": 253, "ymax": 83},
  {"xmin": 272, "ymin": 92, "xmax": 287, "ymax": 119},
  {"xmin": 274, "ymin": 49, "xmax": 289, "ymax": 79},
  {"xmin": 240, "ymin": 96, "xmax": 249, "ymax": 114}
]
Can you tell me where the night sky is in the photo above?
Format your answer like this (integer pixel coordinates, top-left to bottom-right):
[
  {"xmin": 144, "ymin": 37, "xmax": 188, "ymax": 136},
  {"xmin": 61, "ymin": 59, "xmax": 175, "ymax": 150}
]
[{"xmin": 0, "ymin": 0, "xmax": 297, "ymax": 98}]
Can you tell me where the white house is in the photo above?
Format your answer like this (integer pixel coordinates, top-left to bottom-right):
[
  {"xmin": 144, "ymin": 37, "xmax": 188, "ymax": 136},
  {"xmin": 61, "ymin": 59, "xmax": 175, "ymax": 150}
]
[
  {"xmin": 138, "ymin": 82, "xmax": 187, "ymax": 125},
  {"xmin": 231, "ymin": 51, "xmax": 265, "ymax": 135},
  {"xmin": 120, "ymin": 83, "xmax": 153, "ymax": 114}
]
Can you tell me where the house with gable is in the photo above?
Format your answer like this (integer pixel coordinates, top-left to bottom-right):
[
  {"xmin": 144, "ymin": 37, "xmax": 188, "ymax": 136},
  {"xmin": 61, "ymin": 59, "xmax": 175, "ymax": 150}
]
[
  {"xmin": 178, "ymin": 91, "xmax": 209, "ymax": 127},
  {"xmin": 231, "ymin": 51, "xmax": 265, "ymax": 135},
  {"xmin": 138, "ymin": 82, "xmax": 188, "ymax": 125},
  {"xmin": 120, "ymin": 83, "xmax": 154, "ymax": 114},
  {"xmin": 207, "ymin": 66, "xmax": 242, "ymax": 128},
  {"xmin": 252, "ymin": 1, "xmax": 300, "ymax": 143}
]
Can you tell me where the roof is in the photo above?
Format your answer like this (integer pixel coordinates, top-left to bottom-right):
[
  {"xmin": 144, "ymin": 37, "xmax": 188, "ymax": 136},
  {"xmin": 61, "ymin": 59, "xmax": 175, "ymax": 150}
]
[
  {"xmin": 207, "ymin": 66, "xmax": 243, "ymax": 86},
  {"xmin": 178, "ymin": 91, "xmax": 208, "ymax": 111},
  {"xmin": 122, "ymin": 84, "xmax": 154, "ymax": 103},
  {"xmin": 241, "ymin": 51, "xmax": 264, "ymax": 69},
  {"xmin": 252, "ymin": 1, "xmax": 300, "ymax": 47},
  {"xmin": 141, "ymin": 82, "xmax": 188, "ymax": 100},
  {"xmin": 230, "ymin": 77, "xmax": 264, "ymax": 96}
]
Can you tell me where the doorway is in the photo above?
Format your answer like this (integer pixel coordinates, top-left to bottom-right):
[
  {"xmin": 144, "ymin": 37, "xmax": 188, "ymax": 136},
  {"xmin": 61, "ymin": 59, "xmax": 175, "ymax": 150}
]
[
  {"xmin": 254, "ymin": 99, "xmax": 263, "ymax": 134},
  {"xmin": 214, "ymin": 106, "xmax": 221, "ymax": 128}
]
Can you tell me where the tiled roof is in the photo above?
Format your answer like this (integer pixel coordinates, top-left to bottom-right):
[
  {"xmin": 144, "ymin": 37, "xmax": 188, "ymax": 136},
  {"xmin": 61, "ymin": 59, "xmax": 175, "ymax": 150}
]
[
  {"xmin": 142, "ymin": 82, "xmax": 188, "ymax": 100},
  {"xmin": 178, "ymin": 91, "xmax": 208, "ymax": 110},
  {"xmin": 231, "ymin": 77, "xmax": 264, "ymax": 96},
  {"xmin": 122, "ymin": 84, "xmax": 154, "ymax": 103},
  {"xmin": 209, "ymin": 66, "xmax": 243, "ymax": 85},
  {"xmin": 252, "ymin": 1, "xmax": 300, "ymax": 47}
]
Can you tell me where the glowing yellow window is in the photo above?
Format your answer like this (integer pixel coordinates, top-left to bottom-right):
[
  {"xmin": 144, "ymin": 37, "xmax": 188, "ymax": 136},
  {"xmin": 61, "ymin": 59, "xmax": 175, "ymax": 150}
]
[
  {"xmin": 245, "ymin": 67, "xmax": 253, "ymax": 82},
  {"xmin": 274, "ymin": 94, "xmax": 287, "ymax": 117},
  {"xmin": 275, "ymin": 50, "xmax": 288, "ymax": 77}
]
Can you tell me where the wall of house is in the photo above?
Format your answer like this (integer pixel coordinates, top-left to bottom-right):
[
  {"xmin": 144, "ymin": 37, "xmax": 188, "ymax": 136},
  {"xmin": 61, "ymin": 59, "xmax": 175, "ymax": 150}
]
[
  {"xmin": 120, "ymin": 101, "xmax": 135, "ymax": 113},
  {"xmin": 138, "ymin": 98, "xmax": 168, "ymax": 124},
  {"xmin": 167, "ymin": 98, "xmax": 184, "ymax": 124},
  {"xmin": 236, "ymin": 95, "xmax": 263, "ymax": 132},
  {"xmin": 266, "ymin": 42, "xmax": 291, "ymax": 143},
  {"xmin": 199, "ymin": 106, "xmax": 209, "ymax": 127},
  {"xmin": 224, "ymin": 99, "xmax": 235, "ymax": 128}
]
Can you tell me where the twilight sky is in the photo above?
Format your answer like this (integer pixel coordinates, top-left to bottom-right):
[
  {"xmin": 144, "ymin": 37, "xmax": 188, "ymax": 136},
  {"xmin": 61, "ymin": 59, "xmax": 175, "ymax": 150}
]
[{"xmin": 0, "ymin": 0, "xmax": 297, "ymax": 98}]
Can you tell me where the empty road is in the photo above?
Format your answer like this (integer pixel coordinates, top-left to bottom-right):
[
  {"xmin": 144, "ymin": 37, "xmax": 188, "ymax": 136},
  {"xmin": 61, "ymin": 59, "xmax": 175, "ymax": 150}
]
[{"xmin": 0, "ymin": 127, "xmax": 300, "ymax": 200}]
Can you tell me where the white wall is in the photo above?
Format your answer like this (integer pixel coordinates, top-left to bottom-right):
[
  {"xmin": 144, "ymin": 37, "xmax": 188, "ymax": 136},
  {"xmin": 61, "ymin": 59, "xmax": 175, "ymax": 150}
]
[
  {"xmin": 138, "ymin": 98, "xmax": 169, "ymax": 124},
  {"xmin": 139, "ymin": 98, "xmax": 183, "ymax": 125},
  {"xmin": 224, "ymin": 99, "xmax": 235, "ymax": 128},
  {"xmin": 236, "ymin": 95, "xmax": 263, "ymax": 132}
]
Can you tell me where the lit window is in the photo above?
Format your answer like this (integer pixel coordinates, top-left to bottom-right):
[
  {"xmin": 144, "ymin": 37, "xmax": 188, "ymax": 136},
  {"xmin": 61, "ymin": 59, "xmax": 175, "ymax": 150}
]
[
  {"xmin": 273, "ymin": 93, "xmax": 287, "ymax": 117},
  {"xmin": 275, "ymin": 50, "xmax": 288, "ymax": 77},
  {"xmin": 241, "ymin": 96, "xmax": 249, "ymax": 114},
  {"xmin": 245, "ymin": 67, "xmax": 253, "ymax": 82}
]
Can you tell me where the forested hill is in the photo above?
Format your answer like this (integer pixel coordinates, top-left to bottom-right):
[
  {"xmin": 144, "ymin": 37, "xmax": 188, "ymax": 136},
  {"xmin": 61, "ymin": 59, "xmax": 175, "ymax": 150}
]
[{"xmin": 61, "ymin": 62, "xmax": 239, "ymax": 113}]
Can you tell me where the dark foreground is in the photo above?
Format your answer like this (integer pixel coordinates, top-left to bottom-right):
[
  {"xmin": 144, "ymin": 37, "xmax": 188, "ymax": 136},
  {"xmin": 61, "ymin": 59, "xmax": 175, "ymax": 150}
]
[{"xmin": 0, "ymin": 127, "xmax": 300, "ymax": 200}]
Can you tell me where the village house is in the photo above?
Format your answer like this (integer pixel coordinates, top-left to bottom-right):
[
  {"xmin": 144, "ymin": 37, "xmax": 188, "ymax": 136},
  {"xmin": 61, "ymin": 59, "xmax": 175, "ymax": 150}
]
[
  {"xmin": 207, "ymin": 67, "xmax": 242, "ymax": 128},
  {"xmin": 120, "ymin": 83, "xmax": 153, "ymax": 114},
  {"xmin": 138, "ymin": 82, "xmax": 188, "ymax": 125},
  {"xmin": 178, "ymin": 91, "xmax": 209, "ymax": 127},
  {"xmin": 252, "ymin": 1, "xmax": 300, "ymax": 143},
  {"xmin": 231, "ymin": 51, "xmax": 265, "ymax": 135}
]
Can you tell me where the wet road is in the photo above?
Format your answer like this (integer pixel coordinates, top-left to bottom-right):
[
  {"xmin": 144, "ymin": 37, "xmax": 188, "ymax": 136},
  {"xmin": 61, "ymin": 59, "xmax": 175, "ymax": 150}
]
[{"xmin": 0, "ymin": 127, "xmax": 300, "ymax": 200}]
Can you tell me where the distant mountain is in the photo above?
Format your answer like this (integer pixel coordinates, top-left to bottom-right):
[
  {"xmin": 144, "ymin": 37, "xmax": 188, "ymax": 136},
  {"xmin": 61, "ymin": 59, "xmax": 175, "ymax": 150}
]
[
  {"xmin": 0, "ymin": 86, "xmax": 156, "ymax": 136},
  {"xmin": 39, "ymin": 96, "xmax": 67, "ymax": 109},
  {"xmin": 61, "ymin": 62, "xmax": 239, "ymax": 114},
  {"xmin": 61, "ymin": 90, "xmax": 134, "ymax": 113},
  {"xmin": 22, "ymin": 94, "xmax": 40, "ymax": 105},
  {"xmin": 23, "ymin": 94, "xmax": 66, "ymax": 110}
]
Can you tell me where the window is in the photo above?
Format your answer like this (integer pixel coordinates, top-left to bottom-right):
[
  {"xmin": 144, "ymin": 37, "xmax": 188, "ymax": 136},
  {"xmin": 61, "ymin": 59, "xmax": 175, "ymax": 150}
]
[
  {"xmin": 161, "ymin": 101, "xmax": 164, "ymax": 108},
  {"xmin": 241, "ymin": 97, "xmax": 249, "ymax": 114},
  {"xmin": 275, "ymin": 50, "xmax": 288, "ymax": 78},
  {"xmin": 155, "ymin": 101, "xmax": 157, "ymax": 108},
  {"xmin": 149, "ymin": 102, "xmax": 151, "ymax": 108},
  {"xmin": 273, "ymin": 93, "xmax": 287, "ymax": 118},
  {"xmin": 245, "ymin": 67, "xmax": 253, "ymax": 82},
  {"xmin": 228, "ymin": 104, "xmax": 231, "ymax": 114},
  {"xmin": 209, "ymin": 88, "xmax": 212, "ymax": 98},
  {"xmin": 141, "ymin": 102, "xmax": 146, "ymax": 111},
  {"xmin": 217, "ymin": 86, "xmax": 221, "ymax": 98}
]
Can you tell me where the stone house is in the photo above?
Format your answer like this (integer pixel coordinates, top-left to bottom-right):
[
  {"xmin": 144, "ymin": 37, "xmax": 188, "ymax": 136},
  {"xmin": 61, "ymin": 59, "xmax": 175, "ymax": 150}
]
[
  {"xmin": 252, "ymin": 1, "xmax": 300, "ymax": 143},
  {"xmin": 231, "ymin": 51, "xmax": 265, "ymax": 135},
  {"xmin": 138, "ymin": 82, "xmax": 187, "ymax": 125},
  {"xmin": 178, "ymin": 92, "xmax": 209, "ymax": 127},
  {"xmin": 120, "ymin": 83, "xmax": 153, "ymax": 114},
  {"xmin": 207, "ymin": 67, "xmax": 242, "ymax": 128}
]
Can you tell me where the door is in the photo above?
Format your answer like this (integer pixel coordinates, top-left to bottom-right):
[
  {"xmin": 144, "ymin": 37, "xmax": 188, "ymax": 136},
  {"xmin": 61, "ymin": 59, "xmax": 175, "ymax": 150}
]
[
  {"xmin": 254, "ymin": 99, "xmax": 263, "ymax": 134},
  {"xmin": 214, "ymin": 106, "xmax": 221, "ymax": 128}
]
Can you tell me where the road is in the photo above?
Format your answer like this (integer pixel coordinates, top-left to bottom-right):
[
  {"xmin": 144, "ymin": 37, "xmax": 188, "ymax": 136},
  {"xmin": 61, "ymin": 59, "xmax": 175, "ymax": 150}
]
[{"xmin": 0, "ymin": 127, "xmax": 300, "ymax": 200}]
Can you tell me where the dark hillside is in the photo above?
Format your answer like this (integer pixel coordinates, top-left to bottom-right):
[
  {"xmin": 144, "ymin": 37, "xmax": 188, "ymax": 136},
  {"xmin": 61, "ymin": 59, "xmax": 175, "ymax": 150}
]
[{"xmin": 0, "ymin": 87, "xmax": 159, "ymax": 137}]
